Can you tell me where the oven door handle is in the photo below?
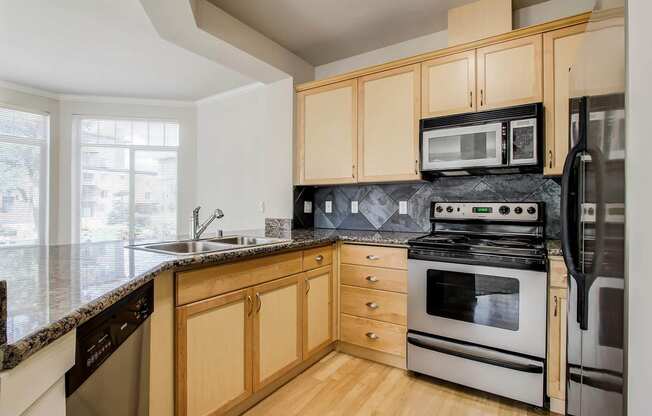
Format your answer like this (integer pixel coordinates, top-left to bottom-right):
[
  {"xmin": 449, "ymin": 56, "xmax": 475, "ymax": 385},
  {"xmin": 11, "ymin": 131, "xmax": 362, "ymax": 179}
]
[{"xmin": 407, "ymin": 337, "xmax": 543, "ymax": 374}]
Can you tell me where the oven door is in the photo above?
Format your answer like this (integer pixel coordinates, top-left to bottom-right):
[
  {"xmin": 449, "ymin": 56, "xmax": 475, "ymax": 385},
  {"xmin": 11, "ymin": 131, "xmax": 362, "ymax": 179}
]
[
  {"xmin": 408, "ymin": 259, "xmax": 547, "ymax": 358},
  {"xmin": 421, "ymin": 122, "xmax": 505, "ymax": 171}
]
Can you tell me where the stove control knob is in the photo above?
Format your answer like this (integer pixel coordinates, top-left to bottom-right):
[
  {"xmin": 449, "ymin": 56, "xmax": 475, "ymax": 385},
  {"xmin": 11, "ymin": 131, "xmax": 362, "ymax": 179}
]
[
  {"xmin": 514, "ymin": 206, "xmax": 523, "ymax": 214},
  {"xmin": 435, "ymin": 206, "xmax": 443, "ymax": 213},
  {"xmin": 499, "ymin": 205, "xmax": 510, "ymax": 215},
  {"xmin": 446, "ymin": 206, "xmax": 454, "ymax": 213},
  {"xmin": 527, "ymin": 206, "xmax": 537, "ymax": 215}
]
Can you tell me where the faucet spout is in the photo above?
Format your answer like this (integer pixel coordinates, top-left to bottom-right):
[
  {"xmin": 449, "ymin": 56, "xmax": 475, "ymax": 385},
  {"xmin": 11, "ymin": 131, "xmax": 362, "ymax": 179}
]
[{"xmin": 191, "ymin": 206, "xmax": 225, "ymax": 240}]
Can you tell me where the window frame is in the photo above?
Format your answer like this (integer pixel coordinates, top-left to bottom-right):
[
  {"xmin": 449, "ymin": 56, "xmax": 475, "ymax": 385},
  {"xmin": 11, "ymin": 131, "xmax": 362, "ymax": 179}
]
[
  {"xmin": 73, "ymin": 115, "xmax": 180, "ymax": 243},
  {"xmin": 0, "ymin": 103, "xmax": 50, "ymax": 246}
]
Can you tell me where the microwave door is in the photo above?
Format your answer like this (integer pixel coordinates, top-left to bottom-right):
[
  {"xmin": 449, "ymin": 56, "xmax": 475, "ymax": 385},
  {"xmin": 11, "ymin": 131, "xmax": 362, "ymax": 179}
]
[{"xmin": 422, "ymin": 122, "xmax": 504, "ymax": 171}]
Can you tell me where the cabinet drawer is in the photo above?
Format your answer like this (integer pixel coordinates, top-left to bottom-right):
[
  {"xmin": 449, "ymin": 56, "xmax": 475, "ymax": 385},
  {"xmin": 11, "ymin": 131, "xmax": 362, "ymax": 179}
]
[
  {"xmin": 340, "ymin": 264, "xmax": 407, "ymax": 293},
  {"xmin": 176, "ymin": 251, "xmax": 302, "ymax": 306},
  {"xmin": 302, "ymin": 246, "xmax": 332, "ymax": 271},
  {"xmin": 340, "ymin": 285, "xmax": 406, "ymax": 325},
  {"xmin": 340, "ymin": 244, "xmax": 407, "ymax": 270},
  {"xmin": 549, "ymin": 257, "xmax": 568, "ymax": 289},
  {"xmin": 340, "ymin": 314, "xmax": 406, "ymax": 357}
]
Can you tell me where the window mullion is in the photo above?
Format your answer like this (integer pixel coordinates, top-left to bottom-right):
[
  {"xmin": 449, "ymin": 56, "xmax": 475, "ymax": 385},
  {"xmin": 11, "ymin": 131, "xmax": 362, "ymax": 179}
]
[{"xmin": 129, "ymin": 148, "xmax": 136, "ymax": 241}]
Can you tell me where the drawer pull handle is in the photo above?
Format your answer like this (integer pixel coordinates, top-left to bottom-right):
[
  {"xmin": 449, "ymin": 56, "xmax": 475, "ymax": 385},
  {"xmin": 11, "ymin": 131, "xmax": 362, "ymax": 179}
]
[
  {"xmin": 315, "ymin": 255, "xmax": 324, "ymax": 262},
  {"xmin": 366, "ymin": 332, "xmax": 379, "ymax": 340},
  {"xmin": 366, "ymin": 275, "xmax": 378, "ymax": 283},
  {"xmin": 366, "ymin": 255, "xmax": 380, "ymax": 261},
  {"xmin": 554, "ymin": 296, "xmax": 558, "ymax": 317},
  {"xmin": 366, "ymin": 302, "xmax": 379, "ymax": 310},
  {"xmin": 246, "ymin": 295, "xmax": 253, "ymax": 316}
]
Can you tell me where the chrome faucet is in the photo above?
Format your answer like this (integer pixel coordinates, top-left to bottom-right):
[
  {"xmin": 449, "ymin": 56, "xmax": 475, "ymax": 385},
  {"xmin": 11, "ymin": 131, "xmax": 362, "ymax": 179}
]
[{"xmin": 191, "ymin": 206, "xmax": 224, "ymax": 240}]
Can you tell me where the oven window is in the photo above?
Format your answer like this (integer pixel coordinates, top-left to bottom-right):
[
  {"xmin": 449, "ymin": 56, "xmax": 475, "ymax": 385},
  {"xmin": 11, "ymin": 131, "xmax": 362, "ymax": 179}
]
[{"xmin": 426, "ymin": 270, "xmax": 519, "ymax": 331}]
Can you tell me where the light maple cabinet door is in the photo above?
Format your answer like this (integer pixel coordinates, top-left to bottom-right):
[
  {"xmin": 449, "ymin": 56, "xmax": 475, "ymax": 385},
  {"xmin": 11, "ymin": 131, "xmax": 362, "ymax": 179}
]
[
  {"xmin": 176, "ymin": 289, "xmax": 253, "ymax": 416},
  {"xmin": 303, "ymin": 265, "xmax": 333, "ymax": 358},
  {"xmin": 544, "ymin": 24, "xmax": 587, "ymax": 176},
  {"xmin": 548, "ymin": 286, "xmax": 568, "ymax": 402},
  {"xmin": 297, "ymin": 80, "xmax": 357, "ymax": 185},
  {"xmin": 252, "ymin": 274, "xmax": 303, "ymax": 391},
  {"xmin": 422, "ymin": 50, "xmax": 476, "ymax": 118},
  {"xmin": 357, "ymin": 64, "xmax": 421, "ymax": 182},
  {"xmin": 477, "ymin": 34, "xmax": 543, "ymax": 110}
]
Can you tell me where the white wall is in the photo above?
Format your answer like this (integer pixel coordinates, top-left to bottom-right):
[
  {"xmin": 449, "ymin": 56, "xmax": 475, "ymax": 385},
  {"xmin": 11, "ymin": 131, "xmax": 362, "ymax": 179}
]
[
  {"xmin": 316, "ymin": 0, "xmax": 595, "ymax": 79},
  {"xmin": 195, "ymin": 79, "xmax": 294, "ymax": 234},
  {"xmin": 625, "ymin": 0, "xmax": 652, "ymax": 414}
]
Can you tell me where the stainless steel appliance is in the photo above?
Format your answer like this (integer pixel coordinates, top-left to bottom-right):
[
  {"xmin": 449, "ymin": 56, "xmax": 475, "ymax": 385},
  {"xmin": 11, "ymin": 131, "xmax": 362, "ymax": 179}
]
[
  {"xmin": 66, "ymin": 281, "xmax": 153, "ymax": 416},
  {"xmin": 562, "ymin": 3, "xmax": 626, "ymax": 415},
  {"xmin": 420, "ymin": 103, "xmax": 543, "ymax": 176},
  {"xmin": 407, "ymin": 202, "xmax": 547, "ymax": 406}
]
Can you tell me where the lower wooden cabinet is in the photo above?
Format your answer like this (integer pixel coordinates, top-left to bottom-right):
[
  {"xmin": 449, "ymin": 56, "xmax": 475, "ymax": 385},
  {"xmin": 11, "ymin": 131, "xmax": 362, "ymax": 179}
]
[
  {"xmin": 176, "ymin": 289, "xmax": 253, "ymax": 416},
  {"xmin": 253, "ymin": 274, "xmax": 303, "ymax": 391},
  {"xmin": 303, "ymin": 266, "xmax": 333, "ymax": 358},
  {"xmin": 548, "ymin": 256, "xmax": 569, "ymax": 412}
]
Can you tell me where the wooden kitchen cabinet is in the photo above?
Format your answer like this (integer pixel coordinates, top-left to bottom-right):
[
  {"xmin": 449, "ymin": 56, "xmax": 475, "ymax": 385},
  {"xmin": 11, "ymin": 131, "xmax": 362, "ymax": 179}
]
[
  {"xmin": 477, "ymin": 34, "xmax": 543, "ymax": 110},
  {"xmin": 543, "ymin": 24, "xmax": 587, "ymax": 176},
  {"xmin": 296, "ymin": 79, "xmax": 358, "ymax": 185},
  {"xmin": 303, "ymin": 266, "xmax": 333, "ymax": 358},
  {"xmin": 422, "ymin": 50, "xmax": 477, "ymax": 117},
  {"xmin": 548, "ymin": 256, "xmax": 569, "ymax": 412},
  {"xmin": 176, "ymin": 289, "xmax": 253, "ymax": 416},
  {"xmin": 357, "ymin": 64, "xmax": 421, "ymax": 182},
  {"xmin": 252, "ymin": 274, "xmax": 303, "ymax": 391}
]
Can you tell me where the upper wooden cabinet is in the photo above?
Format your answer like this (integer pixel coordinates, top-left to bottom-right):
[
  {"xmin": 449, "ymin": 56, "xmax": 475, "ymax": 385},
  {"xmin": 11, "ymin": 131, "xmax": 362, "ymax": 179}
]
[
  {"xmin": 544, "ymin": 24, "xmax": 587, "ymax": 176},
  {"xmin": 176, "ymin": 289, "xmax": 253, "ymax": 416},
  {"xmin": 296, "ymin": 80, "xmax": 357, "ymax": 185},
  {"xmin": 476, "ymin": 34, "xmax": 543, "ymax": 110},
  {"xmin": 357, "ymin": 64, "xmax": 421, "ymax": 182},
  {"xmin": 422, "ymin": 50, "xmax": 476, "ymax": 117}
]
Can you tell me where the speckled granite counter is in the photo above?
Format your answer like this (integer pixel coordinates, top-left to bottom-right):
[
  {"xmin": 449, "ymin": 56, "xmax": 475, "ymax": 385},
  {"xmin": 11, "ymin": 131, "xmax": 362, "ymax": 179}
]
[
  {"xmin": 547, "ymin": 239, "xmax": 562, "ymax": 257},
  {"xmin": 0, "ymin": 228, "xmax": 423, "ymax": 370}
]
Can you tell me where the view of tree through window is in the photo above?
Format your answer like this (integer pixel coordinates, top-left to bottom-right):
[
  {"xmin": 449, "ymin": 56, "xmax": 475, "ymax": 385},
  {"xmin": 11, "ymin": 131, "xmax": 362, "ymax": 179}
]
[
  {"xmin": 79, "ymin": 118, "xmax": 178, "ymax": 242},
  {"xmin": 0, "ymin": 106, "xmax": 48, "ymax": 246}
]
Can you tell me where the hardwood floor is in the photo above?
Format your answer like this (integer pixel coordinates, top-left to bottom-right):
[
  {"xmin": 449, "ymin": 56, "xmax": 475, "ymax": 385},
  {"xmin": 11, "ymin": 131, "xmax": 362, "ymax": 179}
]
[{"xmin": 245, "ymin": 352, "xmax": 550, "ymax": 416}]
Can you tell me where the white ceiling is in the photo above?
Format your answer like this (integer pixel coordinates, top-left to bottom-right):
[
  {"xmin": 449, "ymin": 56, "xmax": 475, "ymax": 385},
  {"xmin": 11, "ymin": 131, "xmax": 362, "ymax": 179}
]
[
  {"xmin": 209, "ymin": 0, "xmax": 548, "ymax": 66},
  {"xmin": 0, "ymin": 0, "xmax": 254, "ymax": 101}
]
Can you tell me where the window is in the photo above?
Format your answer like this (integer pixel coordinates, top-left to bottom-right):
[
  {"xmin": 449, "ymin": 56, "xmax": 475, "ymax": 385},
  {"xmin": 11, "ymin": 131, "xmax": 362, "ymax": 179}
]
[
  {"xmin": 78, "ymin": 117, "xmax": 179, "ymax": 242},
  {"xmin": 0, "ymin": 106, "xmax": 48, "ymax": 245}
]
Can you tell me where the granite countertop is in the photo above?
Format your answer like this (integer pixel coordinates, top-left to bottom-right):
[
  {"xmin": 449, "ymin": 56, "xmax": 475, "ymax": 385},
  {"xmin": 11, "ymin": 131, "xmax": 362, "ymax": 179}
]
[
  {"xmin": 0, "ymin": 228, "xmax": 423, "ymax": 370},
  {"xmin": 547, "ymin": 239, "xmax": 562, "ymax": 257}
]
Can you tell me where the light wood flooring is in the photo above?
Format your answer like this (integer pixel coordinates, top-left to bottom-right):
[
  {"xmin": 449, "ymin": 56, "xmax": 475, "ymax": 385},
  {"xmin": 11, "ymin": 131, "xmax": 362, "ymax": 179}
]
[{"xmin": 245, "ymin": 352, "xmax": 550, "ymax": 416}]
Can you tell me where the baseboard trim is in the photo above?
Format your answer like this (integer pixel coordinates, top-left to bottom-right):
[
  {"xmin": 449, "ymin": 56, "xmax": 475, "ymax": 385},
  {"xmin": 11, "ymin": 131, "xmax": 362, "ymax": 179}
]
[{"xmin": 337, "ymin": 341, "xmax": 406, "ymax": 369}]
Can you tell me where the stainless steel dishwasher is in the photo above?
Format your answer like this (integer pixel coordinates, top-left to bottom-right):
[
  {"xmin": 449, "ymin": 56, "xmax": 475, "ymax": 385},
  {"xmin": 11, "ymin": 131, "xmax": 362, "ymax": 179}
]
[{"xmin": 65, "ymin": 281, "xmax": 153, "ymax": 416}]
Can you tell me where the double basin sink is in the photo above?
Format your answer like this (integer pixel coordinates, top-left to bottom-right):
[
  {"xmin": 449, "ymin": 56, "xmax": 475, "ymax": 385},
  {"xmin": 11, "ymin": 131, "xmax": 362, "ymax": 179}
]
[{"xmin": 129, "ymin": 235, "xmax": 290, "ymax": 256}]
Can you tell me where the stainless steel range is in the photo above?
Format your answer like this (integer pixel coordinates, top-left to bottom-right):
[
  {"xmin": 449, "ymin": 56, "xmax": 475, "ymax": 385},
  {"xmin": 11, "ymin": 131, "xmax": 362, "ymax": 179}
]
[{"xmin": 407, "ymin": 202, "xmax": 547, "ymax": 407}]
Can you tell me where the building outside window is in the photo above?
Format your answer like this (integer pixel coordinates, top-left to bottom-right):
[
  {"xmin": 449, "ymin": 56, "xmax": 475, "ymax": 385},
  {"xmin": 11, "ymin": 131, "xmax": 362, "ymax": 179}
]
[
  {"xmin": 78, "ymin": 117, "xmax": 179, "ymax": 242},
  {"xmin": 0, "ymin": 106, "xmax": 49, "ymax": 246}
]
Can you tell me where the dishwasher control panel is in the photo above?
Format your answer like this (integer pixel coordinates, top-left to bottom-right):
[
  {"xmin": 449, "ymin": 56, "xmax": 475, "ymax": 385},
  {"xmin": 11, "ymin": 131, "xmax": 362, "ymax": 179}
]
[{"xmin": 65, "ymin": 281, "xmax": 153, "ymax": 396}]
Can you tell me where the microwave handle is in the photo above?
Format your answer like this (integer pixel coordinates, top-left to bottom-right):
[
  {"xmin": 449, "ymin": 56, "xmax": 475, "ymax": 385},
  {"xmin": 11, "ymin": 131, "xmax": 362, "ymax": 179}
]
[{"xmin": 502, "ymin": 122, "xmax": 509, "ymax": 165}]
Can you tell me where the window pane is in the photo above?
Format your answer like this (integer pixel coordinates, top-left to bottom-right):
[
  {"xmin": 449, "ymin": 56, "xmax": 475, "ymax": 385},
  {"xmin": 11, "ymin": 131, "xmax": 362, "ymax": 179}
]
[
  {"xmin": 0, "ymin": 107, "xmax": 47, "ymax": 140},
  {"xmin": 81, "ymin": 119, "xmax": 99, "ymax": 144},
  {"xmin": 98, "ymin": 120, "xmax": 116, "ymax": 144},
  {"xmin": 116, "ymin": 121, "xmax": 132, "ymax": 144},
  {"xmin": 133, "ymin": 121, "xmax": 148, "ymax": 145},
  {"xmin": 148, "ymin": 122, "xmax": 164, "ymax": 146},
  {"xmin": 134, "ymin": 150, "xmax": 177, "ymax": 240},
  {"xmin": 80, "ymin": 147, "xmax": 129, "ymax": 242},
  {"xmin": 0, "ymin": 142, "xmax": 41, "ymax": 245},
  {"xmin": 165, "ymin": 123, "xmax": 179, "ymax": 146}
]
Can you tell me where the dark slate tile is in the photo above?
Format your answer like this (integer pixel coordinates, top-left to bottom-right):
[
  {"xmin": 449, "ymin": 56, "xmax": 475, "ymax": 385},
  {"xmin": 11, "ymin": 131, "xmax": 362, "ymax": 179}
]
[
  {"xmin": 379, "ymin": 182, "xmax": 424, "ymax": 203},
  {"xmin": 338, "ymin": 184, "xmax": 371, "ymax": 202},
  {"xmin": 467, "ymin": 180, "xmax": 504, "ymax": 201},
  {"xmin": 430, "ymin": 176, "xmax": 482, "ymax": 201},
  {"xmin": 293, "ymin": 187, "xmax": 314, "ymax": 229},
  {"xmin": 408, "ymin": 184, "xmax": 440, "ymax": 232},
  {"xmin": 313, "ymin": 188, "xmax": 349, "ymax": 228},
  {"xmin": 482, "ymin": 174, "xmax": 548, "ymax": 201},
  {"xmin": 359, "ymin": 186, "xmax": 398, "ymax": 229},
  {"xmin": 380, "ymin": 211, "xmax": 424, "ymax": 232},
  {"xmin": 337, "ymin": 212, "xmax": 376, "ymax": 231},
  {"xmin": 524, "ymin": 179, "xmax": 562, "ymax": 239},
  {"xmin": 313, "ymin": 206, "xmax": 335, "ymax": 229}
]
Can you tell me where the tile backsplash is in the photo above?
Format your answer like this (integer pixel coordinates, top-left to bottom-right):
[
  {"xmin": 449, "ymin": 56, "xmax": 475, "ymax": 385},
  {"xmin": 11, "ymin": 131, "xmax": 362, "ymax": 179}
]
[{"xmin": 294, "ymin": 174, "xmax": 561, "ymax": 239}]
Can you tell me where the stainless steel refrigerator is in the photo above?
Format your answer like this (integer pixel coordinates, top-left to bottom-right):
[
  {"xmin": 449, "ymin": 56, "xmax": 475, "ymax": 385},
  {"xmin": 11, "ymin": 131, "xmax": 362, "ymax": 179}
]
[{"xmin": 562, "ymin": 3, "xmax": 626, "ymax": 415}]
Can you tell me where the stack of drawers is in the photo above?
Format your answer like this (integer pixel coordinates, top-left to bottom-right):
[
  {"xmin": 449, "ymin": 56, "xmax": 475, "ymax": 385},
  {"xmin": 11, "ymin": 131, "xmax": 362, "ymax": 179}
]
[{"xmin": 339, "ymin": 244, "xmax": 408, "ymax": 361}]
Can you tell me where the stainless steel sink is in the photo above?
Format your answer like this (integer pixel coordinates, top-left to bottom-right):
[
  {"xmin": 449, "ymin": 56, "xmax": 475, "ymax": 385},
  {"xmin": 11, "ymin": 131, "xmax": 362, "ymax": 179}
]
[{"xmin": 128, "ymin": 235, "xmax": 290, "ymax": 255}]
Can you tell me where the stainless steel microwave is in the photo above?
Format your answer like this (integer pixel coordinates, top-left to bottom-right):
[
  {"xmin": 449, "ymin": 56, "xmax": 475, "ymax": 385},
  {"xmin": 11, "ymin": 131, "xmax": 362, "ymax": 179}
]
[{"xmin": 420, "ymin": 103, "xmax": 543, "ymax": 176}]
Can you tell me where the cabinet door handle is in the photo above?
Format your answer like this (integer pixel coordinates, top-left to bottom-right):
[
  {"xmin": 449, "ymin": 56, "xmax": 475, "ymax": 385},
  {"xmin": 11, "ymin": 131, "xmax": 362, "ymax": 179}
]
[
  {"xmin": 352, "ymin": 164, "xmax": 355, "ymax": 178},
  {"xmin": 366, "ymin": 275, "xmax": 378, "ymax": 283},
  {"xmin": 554, "ymin": 296, "xmax": 558, "ymax": 317},
  {"xmin": 548, "ymin": 150, "xmax": 553, "ymax": 169},
  {"xmin": 305, "ymin": 278, "xmax": 311, "ymax": 295},
  {"xmin": 366, "ymin": 302, "xmax": 379, "ymax": 310},
  {"xmin": 315, "ymin": 255, "xmax": 324, "ymax": 262},
  {"xmin": 470, "ymin": 91, "xmax": 473, "ymax": 108},
  {"xmin": 480, "ymin": 89, "xmax": 484, "ymax": 107},
  {"xmin": 415, "ymin": 159, "xmax": 419, "ymax": 174},
  {"xmin": 246, "ymin": 295, "xmax": 253, "ymax": 316},
  {"xmin": 366, "ymin": 332, "xmax": 379, "ymax": 340},
  {"xmin": 255, "ymin": 292, "xmax": 262, "ymax": 313},
  {"xmin": 366, "ymin": 255, "xmax": 380, "ymax": 261}
]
